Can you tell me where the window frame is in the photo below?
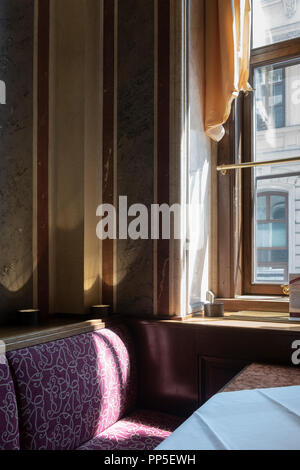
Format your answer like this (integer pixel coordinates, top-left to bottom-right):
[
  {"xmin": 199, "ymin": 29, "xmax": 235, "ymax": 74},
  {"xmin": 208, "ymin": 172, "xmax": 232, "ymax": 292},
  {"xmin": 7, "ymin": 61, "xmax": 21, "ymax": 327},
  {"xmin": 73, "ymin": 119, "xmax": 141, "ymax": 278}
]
[
  {"xmin": 217, "ymin": 31, "xmax": 300, "ymax": 302},
  {"xmin": 243, "ymin": 36, "xmax": 300, "ymax": 296}
]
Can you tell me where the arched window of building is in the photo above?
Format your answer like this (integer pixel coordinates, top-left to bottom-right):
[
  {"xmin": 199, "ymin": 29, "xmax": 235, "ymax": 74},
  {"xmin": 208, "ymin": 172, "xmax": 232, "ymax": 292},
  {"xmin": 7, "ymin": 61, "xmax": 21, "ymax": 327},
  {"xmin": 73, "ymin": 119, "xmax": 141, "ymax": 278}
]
[{"xmin": 255, "ymin": 191, "xmax": 289, "ymax": 283}]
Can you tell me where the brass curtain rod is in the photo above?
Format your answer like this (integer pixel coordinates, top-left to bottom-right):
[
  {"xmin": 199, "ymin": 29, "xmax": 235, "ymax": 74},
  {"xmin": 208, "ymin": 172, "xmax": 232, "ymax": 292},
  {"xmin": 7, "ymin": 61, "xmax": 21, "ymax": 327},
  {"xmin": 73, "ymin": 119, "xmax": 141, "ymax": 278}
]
[{"xmin": 217, "ymin": 156, "xmax": 300, "ymax": 175}]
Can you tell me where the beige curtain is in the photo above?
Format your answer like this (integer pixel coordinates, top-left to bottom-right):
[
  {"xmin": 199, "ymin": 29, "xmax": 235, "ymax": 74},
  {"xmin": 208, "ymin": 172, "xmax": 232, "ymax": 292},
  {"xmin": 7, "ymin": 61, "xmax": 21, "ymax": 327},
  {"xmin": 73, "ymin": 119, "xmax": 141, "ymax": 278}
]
[{"xmin": 204, "ymin": 0, "xmax": 252, "ymax": 142}]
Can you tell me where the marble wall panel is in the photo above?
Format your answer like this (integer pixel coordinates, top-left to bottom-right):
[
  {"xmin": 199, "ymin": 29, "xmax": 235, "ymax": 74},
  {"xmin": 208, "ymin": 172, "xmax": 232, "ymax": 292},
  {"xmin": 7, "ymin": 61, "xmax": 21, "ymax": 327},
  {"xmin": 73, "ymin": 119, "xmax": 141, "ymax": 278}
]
[
  {"xmin": 116, "ymin": 0, "xmax": 154, "ymax": 315},
  {"xmin": 0, "ymin": 0, "xmax": 34, "ymax": 323}
]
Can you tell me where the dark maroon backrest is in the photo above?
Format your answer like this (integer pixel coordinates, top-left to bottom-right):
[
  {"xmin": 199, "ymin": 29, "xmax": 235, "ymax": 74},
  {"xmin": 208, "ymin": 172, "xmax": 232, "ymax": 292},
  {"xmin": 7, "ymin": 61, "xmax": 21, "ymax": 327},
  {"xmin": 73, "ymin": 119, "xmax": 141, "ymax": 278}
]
[
  {"xmin": 0, "ymin": 357, "xmax": 20, "ymax": 450},
  {"xmin": 7, "ymin": 326, "xmax": 136, "ymax": 450}
]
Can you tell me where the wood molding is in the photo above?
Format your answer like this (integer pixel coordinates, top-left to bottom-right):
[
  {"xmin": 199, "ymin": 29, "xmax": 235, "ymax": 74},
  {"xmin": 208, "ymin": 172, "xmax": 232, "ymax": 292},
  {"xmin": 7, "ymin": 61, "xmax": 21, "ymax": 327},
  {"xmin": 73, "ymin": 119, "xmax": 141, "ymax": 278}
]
[
  {"xmin": 251, "ymin": 37, "xmax": 300, "ymax": 66},
  {"xmin": 127, "ymin": 318, "xmax": 300, "ymax": 417},
  {"xmin": 198, "ymin": 356, "xmax": 247, "ymax": 405},
  {"xmin": 102, "ymin": 0, "xmax": 115, "ymax": 307},
  {"xmin": 0, "ymin": 319, "xmax": 105, "ymax": 352},
  {"xmin": 217, "ymin": 104, "xmax": 236, "ymax": 298},
  {"xmin": 37, "ymin": 0, "xmax": 50, "ymax": 317},
  {"xmin": 156, "ymin": 0, "xmax": 171, "ymax": 316}
]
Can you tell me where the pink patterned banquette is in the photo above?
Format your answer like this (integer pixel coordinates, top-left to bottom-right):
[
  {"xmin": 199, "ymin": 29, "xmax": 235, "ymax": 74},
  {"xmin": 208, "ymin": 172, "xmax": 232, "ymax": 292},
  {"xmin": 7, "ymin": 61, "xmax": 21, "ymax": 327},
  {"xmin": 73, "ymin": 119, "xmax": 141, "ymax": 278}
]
[{"xmin": 0, "ymin": 326, "xmax": 182, "ymax": 450}]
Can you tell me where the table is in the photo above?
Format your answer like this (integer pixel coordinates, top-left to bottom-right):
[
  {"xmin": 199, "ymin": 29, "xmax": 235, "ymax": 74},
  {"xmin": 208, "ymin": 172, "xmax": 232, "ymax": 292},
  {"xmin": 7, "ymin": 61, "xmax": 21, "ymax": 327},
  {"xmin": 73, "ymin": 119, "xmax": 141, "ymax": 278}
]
[{"xmin": 156, "ymin": 386, "xmax": 300, "ymax": 450}]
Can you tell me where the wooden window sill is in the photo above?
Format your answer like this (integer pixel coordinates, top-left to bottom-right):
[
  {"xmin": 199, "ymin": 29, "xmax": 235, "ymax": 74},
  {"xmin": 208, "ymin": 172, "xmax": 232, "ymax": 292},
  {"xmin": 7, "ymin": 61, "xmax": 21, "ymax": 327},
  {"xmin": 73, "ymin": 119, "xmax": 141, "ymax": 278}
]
[
  {"xmin": 217, "ymin": 296, "xmax": 289, "ymax": 313},
  {"xmin": 132, "ymin": 314, "xmax": 300, "ymax": 333}
]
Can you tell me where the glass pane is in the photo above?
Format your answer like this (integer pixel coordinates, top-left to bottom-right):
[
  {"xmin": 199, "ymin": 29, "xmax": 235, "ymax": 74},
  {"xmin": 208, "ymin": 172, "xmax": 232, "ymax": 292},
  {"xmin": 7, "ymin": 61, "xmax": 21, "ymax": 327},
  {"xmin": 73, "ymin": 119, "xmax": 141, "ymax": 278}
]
[
  {"xmin": 254, "ymin": 62, "xmax": 300, "ymax": 158},
  {"xmin": 257, "ymin": 249, "xmax": 288, "ymax": 262},
  {"xmin": 270, "ymin": 195, "xmax": 286, "ymax": 219},
  {"xmin": 257, "ymin": 195, "xmax": 267, "ymax": 219},
  {"xmin": 256, "ymin": 267, "xmax": 286, "ymax": 283},
  {"xmin": 253, "ymin": 0, "xmax": 300, "ymax": 48},
  {"xmin": 257, "ymin": 223, "xmax": 271, "ymax": 247},
  {"xmin": 252, "ymin": 61, "xmax": 300, "ymax": 284},
  {"xmin": 272, "ymin": 222, "xmax": 287, "ymax": 246},
  {"xmin": 254, "ymin": 65, "xmax": 288, "ymax": 133},
  {"xmin": 256, "ymin": 222, "xmax": 287, "ymax": 248}
]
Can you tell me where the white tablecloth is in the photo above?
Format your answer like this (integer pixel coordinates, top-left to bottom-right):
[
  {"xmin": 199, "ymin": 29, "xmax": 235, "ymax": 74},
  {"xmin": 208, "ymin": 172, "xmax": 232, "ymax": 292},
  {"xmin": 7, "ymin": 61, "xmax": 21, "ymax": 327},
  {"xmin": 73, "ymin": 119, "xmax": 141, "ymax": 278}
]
[{"xmin": 157, "ymin": 386, "xmax": 300, "ymax": 450}]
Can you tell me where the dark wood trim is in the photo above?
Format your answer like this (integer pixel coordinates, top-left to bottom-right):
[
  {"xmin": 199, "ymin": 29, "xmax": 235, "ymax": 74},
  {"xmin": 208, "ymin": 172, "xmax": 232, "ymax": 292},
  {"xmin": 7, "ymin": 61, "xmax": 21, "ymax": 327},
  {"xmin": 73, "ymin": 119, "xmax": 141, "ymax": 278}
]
[
  {"xmin": 127, "ymin": 318, "xmax": 300, "ymax": 417},
  {"xmin": 156, "ymin": 0, "xmax": 170, "ymax": 315},
  {"xmin": 251, "ymin": 37, "xmax": 300, "ymax": 66},
  {"xmin": 102, "ymin": 0, "xmax": 115, "ymax": 307},
  {"xmin": 198, "ymin": 356, "xmax": 247, "ymax": 404},
  {"xmin": 217, "ymin": 101, "xmax": 243, "ymax": 298},
  {"xmin": 242, "ymin": 83, "xmax": 258, "ymax": 294},
  {"xmin": 217, "ymin": 111, "xmax": 234, "ymax": 298},
  {"xmin": 37, "ymin": 0, "xmax": 50, "ymax": 318},
  {"xmin": 234, "ymin": 97, "xmax": 244, "ymax": 297}
]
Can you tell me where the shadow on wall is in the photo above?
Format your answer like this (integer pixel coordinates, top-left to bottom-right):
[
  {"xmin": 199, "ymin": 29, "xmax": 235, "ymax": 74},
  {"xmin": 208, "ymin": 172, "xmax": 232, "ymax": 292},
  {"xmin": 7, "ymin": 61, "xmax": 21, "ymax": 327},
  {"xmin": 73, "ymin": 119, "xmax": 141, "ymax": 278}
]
[
  {"xmin": 52, "ymin": 220, "xmax": 153, "ymax": 316},
  {"xmin": 0, "ymin": 277, "xmax": 33, "ymax": 325}
]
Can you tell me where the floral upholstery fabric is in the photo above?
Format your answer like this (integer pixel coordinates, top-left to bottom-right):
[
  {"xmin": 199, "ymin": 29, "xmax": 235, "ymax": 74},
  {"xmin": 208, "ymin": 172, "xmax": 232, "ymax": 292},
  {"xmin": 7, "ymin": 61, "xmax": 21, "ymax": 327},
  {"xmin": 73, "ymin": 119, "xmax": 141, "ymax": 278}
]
[
  {"xmin": 0, "ymin": 357, "xmax": 20, "ymax": 450},
  {"xmin": 77, "ymin": 409, "xmax": 183, "ymax": 451},
  {"xmin": 7, "ymin": 327, "xmax": 136, "ymax": 450}
]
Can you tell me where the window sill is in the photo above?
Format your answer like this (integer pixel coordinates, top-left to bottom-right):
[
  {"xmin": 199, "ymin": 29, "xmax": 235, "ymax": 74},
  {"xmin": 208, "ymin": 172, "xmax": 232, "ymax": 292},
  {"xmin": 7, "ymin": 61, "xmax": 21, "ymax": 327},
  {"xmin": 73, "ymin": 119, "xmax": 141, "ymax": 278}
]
[
  {"xmin": 134, "ymin": 314, "xmax": 300, "ymax": 332},
  {"xmin": 217, "ymin": 296, "xmax": 289, "ymax": 313}
]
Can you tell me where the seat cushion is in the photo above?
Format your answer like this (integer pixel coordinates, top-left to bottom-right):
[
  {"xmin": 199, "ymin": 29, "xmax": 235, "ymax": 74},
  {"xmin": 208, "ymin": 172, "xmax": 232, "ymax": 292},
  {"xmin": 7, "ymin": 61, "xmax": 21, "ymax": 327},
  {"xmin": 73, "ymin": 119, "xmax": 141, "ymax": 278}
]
[
  {"xmin": 7, "ymin": 326, "xmax": 136, "ymax": 450},
  {"xmin": 77, "ymin": 410, "xmax": 183, "ymax": 450},
  {"xmin": 0, "ymin": 357, "xmax": 20, "ymax": 450}
]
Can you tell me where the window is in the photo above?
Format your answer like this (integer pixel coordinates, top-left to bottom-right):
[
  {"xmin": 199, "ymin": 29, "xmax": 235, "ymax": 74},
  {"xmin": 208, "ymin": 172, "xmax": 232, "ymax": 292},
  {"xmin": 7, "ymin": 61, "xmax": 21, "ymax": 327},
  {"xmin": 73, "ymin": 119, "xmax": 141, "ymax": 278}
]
[
  {"xmin": 218, "ymin": 0, "xmax": 300, "ymax": 300},
  {"xmin": 255, "ymin": 191, "xmax": 289, "ymax": 283},
  {"xmin": 245, "ymin": 0, "xmax": 300, "ymax": 295}
]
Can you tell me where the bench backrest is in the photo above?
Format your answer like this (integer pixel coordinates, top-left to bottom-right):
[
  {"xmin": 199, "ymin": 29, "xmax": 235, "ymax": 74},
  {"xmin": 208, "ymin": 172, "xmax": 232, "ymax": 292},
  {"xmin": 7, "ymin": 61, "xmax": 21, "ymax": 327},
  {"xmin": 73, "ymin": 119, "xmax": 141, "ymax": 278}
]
[
  {"xmin": 0, "ymin": 358, "xmax": 20, "ymax": 450},
  {"xmin": 7, "ymin": 326, "xmax": 136, "ymax": 450}
]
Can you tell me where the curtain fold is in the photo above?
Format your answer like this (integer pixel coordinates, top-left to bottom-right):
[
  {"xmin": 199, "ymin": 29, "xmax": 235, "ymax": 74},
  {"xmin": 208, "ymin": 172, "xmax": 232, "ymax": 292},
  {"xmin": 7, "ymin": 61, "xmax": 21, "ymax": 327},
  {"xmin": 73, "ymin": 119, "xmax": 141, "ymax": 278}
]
[{"xmin": 204, "ymin": 0, "xmax": 252, "ymax": 142}]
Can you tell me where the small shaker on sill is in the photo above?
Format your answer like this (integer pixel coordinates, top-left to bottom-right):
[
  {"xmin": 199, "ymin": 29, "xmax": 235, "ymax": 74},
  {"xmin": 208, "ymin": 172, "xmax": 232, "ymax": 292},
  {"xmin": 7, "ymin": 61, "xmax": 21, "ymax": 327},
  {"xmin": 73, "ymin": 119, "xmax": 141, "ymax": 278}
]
[{"xmin": 204, "ymin": 291, "xmax": 224, "ymax": 318}]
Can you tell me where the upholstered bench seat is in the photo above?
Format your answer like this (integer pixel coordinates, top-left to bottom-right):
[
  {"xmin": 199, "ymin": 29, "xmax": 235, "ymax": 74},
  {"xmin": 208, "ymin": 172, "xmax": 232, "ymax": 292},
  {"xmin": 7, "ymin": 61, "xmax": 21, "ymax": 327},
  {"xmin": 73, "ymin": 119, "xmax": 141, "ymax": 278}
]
[
  {"xmin": 0, "ymin": 359, "xmax": 19, "ymax": 450},
  {"xmin": 1, "ymin": 325, "xmax": 182, "ymax": 450},
  {"xmin": 77, "ymin": 410, "xmax": 183, "ymax": 450}
]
